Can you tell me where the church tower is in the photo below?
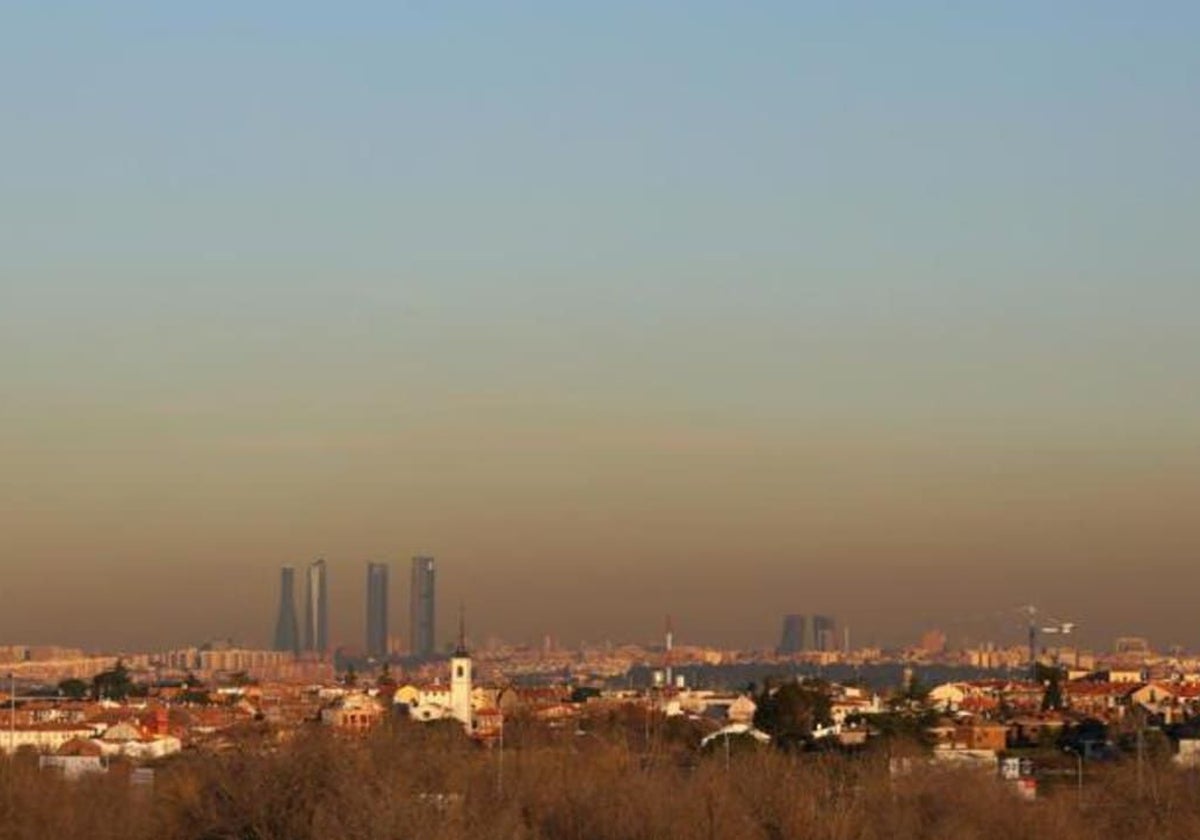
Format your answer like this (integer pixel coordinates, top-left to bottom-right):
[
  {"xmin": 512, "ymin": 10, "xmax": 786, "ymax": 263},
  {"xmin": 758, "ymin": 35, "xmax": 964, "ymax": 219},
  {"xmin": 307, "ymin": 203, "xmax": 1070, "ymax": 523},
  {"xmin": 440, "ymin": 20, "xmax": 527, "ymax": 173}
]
[{"xmin": 449, "ymin": 606, "xmax": 473, "ymax": 730}]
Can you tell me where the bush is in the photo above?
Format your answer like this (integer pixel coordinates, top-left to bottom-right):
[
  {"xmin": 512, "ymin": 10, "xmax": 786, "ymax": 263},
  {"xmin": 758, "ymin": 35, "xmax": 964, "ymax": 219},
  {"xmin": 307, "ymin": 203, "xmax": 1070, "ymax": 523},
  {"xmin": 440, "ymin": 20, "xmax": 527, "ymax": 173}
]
[{"xmin": 3, "ymin": 725, "xmax": 1200, "ymax": 840}]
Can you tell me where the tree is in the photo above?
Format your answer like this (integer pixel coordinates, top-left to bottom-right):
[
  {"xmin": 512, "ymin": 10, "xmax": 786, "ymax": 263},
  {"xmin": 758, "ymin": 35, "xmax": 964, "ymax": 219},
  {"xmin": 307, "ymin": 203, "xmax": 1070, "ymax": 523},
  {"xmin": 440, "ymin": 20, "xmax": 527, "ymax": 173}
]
[
  {"xmin": 184, "ymin": 672, "xmax": 206, "ymax": 690},
  {"xmin": 181, "ymin": 688, "xmax": 212, "ymax": 705},
  {"xmin": 376, "ymin": 662, "xmax": 397, "ymax": 694},
  {"xmin": 180, "ymin": 672, "xmax": 210, "ymax": 705},
  {"xmin": 58, "ymin": 678, "xmax": 89, "ymax": 700},
  {"xmin": 660, "ymin": 714, "xmax": 706, "ymax": 748},
  {"xmin": 1058, "ymin": 717, "xmax": 1108, "ymax": 757},
  {"xmin": 888, "ymin": 676, "xmax": 931, "ymax": 712},
  {"xmin": 569, "ymin": 686, "xmax": 601, "ymax": 704},
  {"xmin": 700, "ymin": 729, "xmax": 764, "ymax": 761},
  {"xmin": 92, "ymin": 660, "xmax": 133, "ymax": 701},
  {"xmin": 754, "ymin": 680, "xmax": 833, "ymax": 749},
  {"xmin": 868, "ymin": 708, "xmax": 939, "ymax": 752},
  {"xmin": 1041, "ymin": 665, "xmax": 1064, "ymax": 712}
]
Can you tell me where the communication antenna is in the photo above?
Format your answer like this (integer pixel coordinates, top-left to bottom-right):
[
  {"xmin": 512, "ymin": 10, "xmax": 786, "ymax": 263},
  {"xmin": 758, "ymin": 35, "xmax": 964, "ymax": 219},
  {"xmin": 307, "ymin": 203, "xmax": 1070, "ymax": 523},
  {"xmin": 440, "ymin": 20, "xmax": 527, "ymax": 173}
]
[
  {"xmin": 455, "ymin": 601, "xmax": 468, "ymax": 656},
  {"xmin": 664, "ymin": 615, "xmax": 674, "ymax": 690}
]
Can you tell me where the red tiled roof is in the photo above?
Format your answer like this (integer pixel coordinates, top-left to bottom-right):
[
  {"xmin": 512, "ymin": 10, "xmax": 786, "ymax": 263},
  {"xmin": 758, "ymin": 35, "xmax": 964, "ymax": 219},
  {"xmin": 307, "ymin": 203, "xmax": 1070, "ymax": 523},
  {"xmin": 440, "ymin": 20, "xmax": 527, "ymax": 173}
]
[
  {"xmin": 1066, "ymin": 681, "xmax": 1137, "ymax": 697},
  {"xmin": 960, "ymin": 696, "xmax": 999, "ymax": 712}
]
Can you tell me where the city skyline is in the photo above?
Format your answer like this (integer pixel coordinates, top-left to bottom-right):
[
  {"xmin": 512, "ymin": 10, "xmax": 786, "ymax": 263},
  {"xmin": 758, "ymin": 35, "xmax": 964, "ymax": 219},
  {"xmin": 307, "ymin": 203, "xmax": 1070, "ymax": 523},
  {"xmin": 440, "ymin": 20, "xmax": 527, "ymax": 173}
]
[
  {"xmin": 2, "ymin": 5, "xmax": 1198, "ymax": 835},
  {"xmin": 242, "ymin": 552, "xmax": 1191, "ymax": 657},
  {"xmin": 2, "ymin": 3, "xmax": 1198, "ymax": 653},
  {"xmin": 4, "ymin": 547, "xmax": 1195, "ymax": 655}
]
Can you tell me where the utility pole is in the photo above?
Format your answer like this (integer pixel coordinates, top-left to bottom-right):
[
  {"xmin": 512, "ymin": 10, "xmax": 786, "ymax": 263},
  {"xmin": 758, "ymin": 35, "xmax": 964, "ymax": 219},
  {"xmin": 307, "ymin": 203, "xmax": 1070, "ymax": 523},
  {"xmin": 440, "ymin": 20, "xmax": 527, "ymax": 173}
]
[
  {"xmin": 1136, "ymin": 714, "xmax": 1145, "ymax": 798},
  {"xmin": 8, "ymin": 672, "xmax": 14, "ymax": 757},
  {"xmin": 644, "ymin": 693, "xmax": 650, "ymax": 752},
  {"xmin": 496, "ymin": 716, "xmax": 504, "ymax": 796},
  {"xmin": 1065, "ymin": 747, "xmax": 1083, "ymax": 808},
  {"xmin": 664, "ymin": 615, "xmax": 673, "ymax": 691},
  {"xmin": 1028, "ymin": 623, "xmax": 1036, "ymax": 680},
  {"xmin": 5, "ymin": 672, "xmax": 12, "ymax": 800},
  {"xmin": 1078, "ymin": 751, "xmax": 1084, "ymax": 807}
]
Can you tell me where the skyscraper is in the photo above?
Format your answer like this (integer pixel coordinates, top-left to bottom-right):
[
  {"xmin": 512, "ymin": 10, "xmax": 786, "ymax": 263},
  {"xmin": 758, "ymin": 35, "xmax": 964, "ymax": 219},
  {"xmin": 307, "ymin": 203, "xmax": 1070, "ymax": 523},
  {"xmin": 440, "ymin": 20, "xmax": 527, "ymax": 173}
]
[
  {"xmin": 777, "ymin": 614, "xmax": 805, "ymax": 654},
  {"xmin": 777, "ymin": 613, "xmax": 838, "ymax": 653},
  {"xmin": 272, "ymin": 566, "xmax": 300, "ymax": 655},
  {"xmin": 812, "ymin": 615, "xmax": 837, "ymax": 652},
  {"xmin": 409, "ymin": 555, "xmax": 436, "ymax": 659},
  {"xmin": 304, "ymin": 557, "xmax": 328, "ymax": 656},
  {"xmin": 365, "ymin": 562, "xmax": 389, "ymax": 660}
]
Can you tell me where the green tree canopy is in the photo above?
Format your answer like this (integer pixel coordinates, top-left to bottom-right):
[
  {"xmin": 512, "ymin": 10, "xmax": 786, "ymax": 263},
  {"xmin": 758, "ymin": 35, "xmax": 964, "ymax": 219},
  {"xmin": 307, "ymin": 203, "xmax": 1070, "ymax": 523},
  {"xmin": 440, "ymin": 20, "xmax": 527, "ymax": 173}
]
[
  {"xmin": 92, "ymin": 660, "xmax": 133, "ymax": 701},
  {"xmin": 58, "ymin": 678, "xmax": 89, "ymax": 700},
  {"xmin": 1041, "ymin": 666, "xmax": 1064, "ymax": 712},
  {"xmin": 753, "ymin": 681, "xmax": 833, "ymax": 749}
]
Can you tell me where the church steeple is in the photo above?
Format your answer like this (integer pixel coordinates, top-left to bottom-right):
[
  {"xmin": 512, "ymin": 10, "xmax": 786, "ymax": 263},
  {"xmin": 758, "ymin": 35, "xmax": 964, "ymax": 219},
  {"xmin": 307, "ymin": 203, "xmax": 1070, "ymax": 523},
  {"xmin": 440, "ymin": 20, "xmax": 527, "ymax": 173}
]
[
  {"xmin": 450, "ymin": 601, "xmax": 473, "ymax": 729},
  {"xmin": 454, "ymin": 601, "xmax": 469, "ymax": 656}
]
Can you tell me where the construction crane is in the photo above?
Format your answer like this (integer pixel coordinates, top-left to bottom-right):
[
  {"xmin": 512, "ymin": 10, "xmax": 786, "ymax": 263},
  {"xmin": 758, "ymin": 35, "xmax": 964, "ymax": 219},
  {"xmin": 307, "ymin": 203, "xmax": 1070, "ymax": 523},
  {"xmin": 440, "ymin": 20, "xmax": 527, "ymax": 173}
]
[
  {"xmin": 1019, "ymin": 606, "xmax": 1078, "ymax": 679},
  {"xmin": 1041, "ymin": 620, "xmax": 1078, "ymax": 669},
  {"xmin": 1041, "ymin": 621, "xmax": 1076, "ymax": 636}
]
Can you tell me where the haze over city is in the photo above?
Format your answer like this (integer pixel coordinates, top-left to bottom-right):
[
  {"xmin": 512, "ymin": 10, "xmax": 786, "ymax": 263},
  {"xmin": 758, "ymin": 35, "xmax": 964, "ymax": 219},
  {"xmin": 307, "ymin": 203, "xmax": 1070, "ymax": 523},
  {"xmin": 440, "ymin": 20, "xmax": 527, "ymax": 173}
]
[{"xmin": 3, "ymin": 2, "xmax": 1198, "ymax": 654}]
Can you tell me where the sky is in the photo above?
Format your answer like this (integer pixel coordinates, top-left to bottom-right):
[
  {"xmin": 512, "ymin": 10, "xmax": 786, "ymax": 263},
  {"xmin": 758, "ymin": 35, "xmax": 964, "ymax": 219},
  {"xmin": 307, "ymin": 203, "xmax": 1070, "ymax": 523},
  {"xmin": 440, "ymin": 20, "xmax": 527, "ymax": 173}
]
[{"xmin": 2, "ymin": 2, "xmax": 1198, "ymax": 654}]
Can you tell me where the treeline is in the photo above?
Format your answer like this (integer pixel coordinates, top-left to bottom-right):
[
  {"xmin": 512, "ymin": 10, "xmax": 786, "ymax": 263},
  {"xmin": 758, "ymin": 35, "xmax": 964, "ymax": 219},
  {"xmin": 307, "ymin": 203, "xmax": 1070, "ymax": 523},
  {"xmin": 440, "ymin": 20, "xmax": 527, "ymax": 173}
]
[{"xmin": 1, "ymin": 719, "xmax": 1199, "ymax": 839}]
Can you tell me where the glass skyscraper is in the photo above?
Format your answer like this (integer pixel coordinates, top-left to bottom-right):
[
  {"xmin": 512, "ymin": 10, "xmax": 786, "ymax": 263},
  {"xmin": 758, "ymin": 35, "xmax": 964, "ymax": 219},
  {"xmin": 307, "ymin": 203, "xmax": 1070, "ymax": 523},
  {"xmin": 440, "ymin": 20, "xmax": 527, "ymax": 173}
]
[
  {"xmin": 304, "ymin": 557, "xmax": 328, "ymax": 656},
  {"xmin": 409, "ymin": 555, "xmax": 436, "ymax": 659},
  {"xmin": 776, "ymin": 613, "xmax": 837, "ymax": 653},
  {"xmin": 812, "ymin": 615, "xmax": 837, "ymax": 652},
  {"xmin": 777, "ymin": 614, "xmax": 804, "ymax": 654},
  {"xmin": 365, "ymin": 562, "xmax": 389, "ymax": 659},
  {"xmin": 273, "ymin": 566, "xmax": 300, "ymax": 655}
]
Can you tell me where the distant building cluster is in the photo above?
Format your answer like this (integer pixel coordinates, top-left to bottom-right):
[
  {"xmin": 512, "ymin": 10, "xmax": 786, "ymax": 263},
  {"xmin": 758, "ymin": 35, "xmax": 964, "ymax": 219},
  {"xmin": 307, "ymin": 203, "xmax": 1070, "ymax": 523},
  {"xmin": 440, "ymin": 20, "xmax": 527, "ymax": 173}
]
[
  {"xmin": 160, "ymin": 645, "xmax": 292, "ymax": 675},
  {"xmin": 777, "ymin": 613, "xmax": 840, "ymax": 654},
  {"xmin": 0, "ymin": 646, "xmax": 88, "ymax": 665},
  {"xmin": 272, "ymin": 554, "xmax": 440, "ymax": 662},
  {"xmin": 7, "ymin": 609, "xmax": 1200, "ymax": 809}
]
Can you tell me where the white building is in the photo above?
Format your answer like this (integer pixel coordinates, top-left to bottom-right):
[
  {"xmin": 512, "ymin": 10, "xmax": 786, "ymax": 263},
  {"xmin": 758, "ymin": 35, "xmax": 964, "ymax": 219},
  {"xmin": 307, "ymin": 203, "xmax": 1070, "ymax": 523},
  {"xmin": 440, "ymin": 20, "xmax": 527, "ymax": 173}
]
[
  {"xmin": 407, "ymin": 621, "xmax": 475, "ymax": 733},
  {"xmin": 450, "ymin": 641, "xmax": 472, "ymax": 729},
  {"xmin": 0, "ymin": 724, "xmax": 95, "ymax": 754}
]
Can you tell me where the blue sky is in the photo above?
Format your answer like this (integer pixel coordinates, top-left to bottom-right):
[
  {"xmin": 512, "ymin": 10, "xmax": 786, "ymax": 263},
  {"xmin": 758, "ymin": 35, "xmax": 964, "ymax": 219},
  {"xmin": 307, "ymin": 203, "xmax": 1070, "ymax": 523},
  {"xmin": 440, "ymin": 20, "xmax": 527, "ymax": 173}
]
[{"xmin": 2, "ymin": 2, "xmax": 1198, "ymax": 650}]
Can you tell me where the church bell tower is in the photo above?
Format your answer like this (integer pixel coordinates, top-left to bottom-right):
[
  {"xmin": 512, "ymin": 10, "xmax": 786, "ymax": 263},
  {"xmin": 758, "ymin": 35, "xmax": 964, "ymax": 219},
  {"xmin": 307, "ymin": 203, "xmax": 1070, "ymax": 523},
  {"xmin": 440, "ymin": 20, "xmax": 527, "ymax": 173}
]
[{"xmin": 450, "ymin": 605, "xmax": 473, "ymax": 730}]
